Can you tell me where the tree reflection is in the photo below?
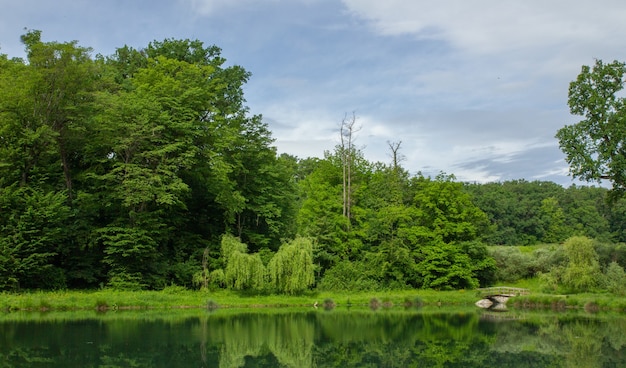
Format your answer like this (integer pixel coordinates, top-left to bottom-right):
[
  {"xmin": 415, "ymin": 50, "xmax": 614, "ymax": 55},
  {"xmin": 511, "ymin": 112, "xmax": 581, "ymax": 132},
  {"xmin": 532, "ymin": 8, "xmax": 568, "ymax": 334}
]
[{"xmin": 1, "ymin": 309, "xmax": 626, "ymax": 367}]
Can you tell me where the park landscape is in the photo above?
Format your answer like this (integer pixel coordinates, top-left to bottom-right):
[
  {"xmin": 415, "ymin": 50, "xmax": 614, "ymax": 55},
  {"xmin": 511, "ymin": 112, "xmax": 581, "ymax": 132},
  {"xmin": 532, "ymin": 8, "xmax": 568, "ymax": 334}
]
[{"xmin": 2, "ymin": 30, "xmax": 626, "ymax": 367}]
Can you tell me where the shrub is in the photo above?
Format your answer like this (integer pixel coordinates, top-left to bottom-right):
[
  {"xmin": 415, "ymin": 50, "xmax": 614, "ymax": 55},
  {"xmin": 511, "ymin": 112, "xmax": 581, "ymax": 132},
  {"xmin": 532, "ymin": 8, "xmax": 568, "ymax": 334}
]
[
  {"xmin": 322, "ymin": 298, "xmax": 336, "ymax": 310},
  {"xmin": 562, "ymin": 236, "xmax": 602, "ymax": 292},
  {"xmin": 369, "ymin": 298, "xmax": 382, "ymax": 310},
  {"xmin": 317, "ymin": 260, "xmax": 381, "ymax": 291},
  {"xmin": 206, "ymin": 299, "xmax": 219, "ymax": 310},
  {"xmin": 489, "ymin": 246, "xmax": 533, "ymax": 282},
  {"xmin": 604, "ymin": 261, "xmax": 626, "ymax": 295},
  {"xmin": 530, "ymin": 245, "xmax": 566, "ymax": 274},
  {"xmin": 107, "ymin": 271, "xmax": 145, "ymax": 291}
]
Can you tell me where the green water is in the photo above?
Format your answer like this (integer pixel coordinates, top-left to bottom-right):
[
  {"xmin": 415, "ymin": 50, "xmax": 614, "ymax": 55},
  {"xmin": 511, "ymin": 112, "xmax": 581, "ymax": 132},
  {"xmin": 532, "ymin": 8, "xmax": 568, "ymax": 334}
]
[{"xmin": 1, "ymin": 307, "xmax": 625, "ymax": 367}]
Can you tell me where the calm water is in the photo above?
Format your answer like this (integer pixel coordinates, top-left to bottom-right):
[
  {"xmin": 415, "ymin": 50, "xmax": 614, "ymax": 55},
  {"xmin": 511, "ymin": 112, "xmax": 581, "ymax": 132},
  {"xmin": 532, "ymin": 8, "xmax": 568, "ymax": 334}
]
[{"xmin": 1, "ymin": 307, "xmax": 625, "ymax": 367}]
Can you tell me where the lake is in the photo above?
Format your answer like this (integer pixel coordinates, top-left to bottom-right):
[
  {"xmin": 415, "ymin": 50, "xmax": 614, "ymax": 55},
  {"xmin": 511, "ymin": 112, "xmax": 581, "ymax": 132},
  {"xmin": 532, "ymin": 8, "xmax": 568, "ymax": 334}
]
[{"xmin": 1, "ymin": 306, "xmax": 625, "ymax": 367}]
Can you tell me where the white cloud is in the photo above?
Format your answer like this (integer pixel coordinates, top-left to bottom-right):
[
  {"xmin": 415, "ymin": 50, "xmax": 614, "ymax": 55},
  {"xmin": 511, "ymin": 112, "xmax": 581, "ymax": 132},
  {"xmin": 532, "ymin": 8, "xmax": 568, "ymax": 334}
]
[
  {"xmin": 2, "ymin": 0, "xmax": 616, "ymax": 185},
  {"xmin": 341, "ymin": 0, "xmax": 626, "ymax": 55},
  {"xmin": 183, "ymin": 0, "xmax": 322, "ymax": 15},
  {"xmin": 183, "ymin": 0, "xmax": 255, "ymax": 15}
]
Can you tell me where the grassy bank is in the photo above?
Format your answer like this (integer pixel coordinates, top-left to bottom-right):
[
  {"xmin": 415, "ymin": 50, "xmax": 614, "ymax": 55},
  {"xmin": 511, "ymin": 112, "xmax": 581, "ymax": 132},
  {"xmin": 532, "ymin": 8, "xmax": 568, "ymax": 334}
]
[
  {"xmin": 2, "ymin": 284, "xmax": 625, "ymax": 313},
  {"xmin": 493, "ymin": 278, "xmax": 626, "ymax": 312},
  {"xmin": 0, "ymin": 287, "xmax": 478, "ymax": 312},
  {"xmin": 511, "ymin": 293, "xmax": 626, "ymax": 312}
]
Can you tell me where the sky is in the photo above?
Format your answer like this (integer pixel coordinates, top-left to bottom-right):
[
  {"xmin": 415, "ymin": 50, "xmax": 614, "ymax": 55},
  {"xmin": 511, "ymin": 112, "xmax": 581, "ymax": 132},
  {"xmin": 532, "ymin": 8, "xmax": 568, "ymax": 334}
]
[{"xmin": 2, "ymin": 0, "xmax": 626, "ymax": 186}]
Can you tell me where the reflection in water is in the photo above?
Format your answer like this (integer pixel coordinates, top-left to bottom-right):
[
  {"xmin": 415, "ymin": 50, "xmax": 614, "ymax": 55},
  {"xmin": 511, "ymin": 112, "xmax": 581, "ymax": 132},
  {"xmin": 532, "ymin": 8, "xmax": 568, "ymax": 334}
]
[{"xmin": 1, "ymin": 308, "xmax": 625, "ymax": 367}]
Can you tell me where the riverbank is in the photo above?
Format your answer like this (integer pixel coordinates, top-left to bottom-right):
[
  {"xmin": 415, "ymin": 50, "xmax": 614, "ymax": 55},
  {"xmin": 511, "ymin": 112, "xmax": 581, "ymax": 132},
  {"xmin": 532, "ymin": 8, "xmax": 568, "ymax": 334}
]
[
  {"xmin": 2, "ymin": 287, "xmax": 625, "ymax": 312},
  {"xmin": 0, "ymin": 287, "xmax": 478, "ymax": 312}
]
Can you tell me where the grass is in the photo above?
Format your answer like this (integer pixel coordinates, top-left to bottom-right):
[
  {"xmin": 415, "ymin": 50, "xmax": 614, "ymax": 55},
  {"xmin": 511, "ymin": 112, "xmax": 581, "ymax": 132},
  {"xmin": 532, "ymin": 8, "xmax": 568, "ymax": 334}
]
[
  {"xmin": 0, "ymin": 288, "xmax": 479, "ymax": 312},
  {"xmin": 487, "ymin": 277, "xmax": 626, "ymax": 312},
  {"xmin": 2, "ymin": 280, "xmax": 625, "ymax": 313}
]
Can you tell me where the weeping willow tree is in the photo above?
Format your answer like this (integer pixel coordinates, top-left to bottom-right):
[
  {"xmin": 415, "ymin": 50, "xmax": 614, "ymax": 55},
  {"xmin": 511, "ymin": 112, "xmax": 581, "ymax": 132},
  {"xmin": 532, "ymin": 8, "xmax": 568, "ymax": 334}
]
[
  {"xmin": 268, "ymin": 237, "xmax": 315, "ymax": 295},
  {"xmin": 221, "ymin": 234, "xmax": 266, "ymax": 291}
]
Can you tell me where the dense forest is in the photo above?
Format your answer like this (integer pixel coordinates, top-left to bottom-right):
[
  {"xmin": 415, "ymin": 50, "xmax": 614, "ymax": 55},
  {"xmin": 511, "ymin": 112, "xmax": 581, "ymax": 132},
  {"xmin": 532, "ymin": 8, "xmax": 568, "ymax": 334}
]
[{"xmin": 2, "ymin": 31, "xmax": 626, "ymax": 293}]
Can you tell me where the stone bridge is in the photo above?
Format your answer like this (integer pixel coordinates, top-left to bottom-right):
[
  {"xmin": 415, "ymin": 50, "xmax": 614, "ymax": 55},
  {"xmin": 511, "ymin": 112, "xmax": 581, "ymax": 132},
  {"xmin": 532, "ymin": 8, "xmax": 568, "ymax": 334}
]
[{"xmin": 475, "ymin": 287, "xmax": 530, "ymax": 310}]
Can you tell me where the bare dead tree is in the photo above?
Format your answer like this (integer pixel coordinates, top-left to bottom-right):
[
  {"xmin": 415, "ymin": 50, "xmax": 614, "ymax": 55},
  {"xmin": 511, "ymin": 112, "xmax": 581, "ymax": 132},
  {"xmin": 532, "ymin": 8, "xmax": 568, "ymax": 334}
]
[
  {"xmin": 387, "ymin": 140, "xmax": 405, "ymax": 171},
  {"xmin": 340, "ymin": 112, "xmax": 360, "ymax": 229}
]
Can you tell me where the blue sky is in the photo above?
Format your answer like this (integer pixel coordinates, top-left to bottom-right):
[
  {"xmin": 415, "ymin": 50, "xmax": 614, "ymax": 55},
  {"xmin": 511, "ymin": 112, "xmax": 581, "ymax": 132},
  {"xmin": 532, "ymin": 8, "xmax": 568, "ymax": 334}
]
[{"xmin": 2, "ymin": 0, "xmax": 626, "ymax": 185}]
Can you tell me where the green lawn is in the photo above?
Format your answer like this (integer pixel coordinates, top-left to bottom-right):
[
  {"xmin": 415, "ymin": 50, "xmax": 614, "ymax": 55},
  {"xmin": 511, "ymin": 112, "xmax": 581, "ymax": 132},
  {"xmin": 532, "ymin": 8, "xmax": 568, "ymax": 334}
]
[
  {"xmin": 2, "ymin": 284, "xmax": 625, "ymax": 312},
  {"xmin": 0, "ymin": 287, "xmax": 479, "ymax": 312}
]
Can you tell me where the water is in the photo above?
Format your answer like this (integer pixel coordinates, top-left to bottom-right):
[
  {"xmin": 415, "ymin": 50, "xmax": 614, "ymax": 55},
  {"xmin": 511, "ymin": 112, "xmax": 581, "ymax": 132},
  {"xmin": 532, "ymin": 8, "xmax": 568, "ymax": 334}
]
[{"xmin": 1, "ymin": 307, "xmax": 625, "ymax": 367}]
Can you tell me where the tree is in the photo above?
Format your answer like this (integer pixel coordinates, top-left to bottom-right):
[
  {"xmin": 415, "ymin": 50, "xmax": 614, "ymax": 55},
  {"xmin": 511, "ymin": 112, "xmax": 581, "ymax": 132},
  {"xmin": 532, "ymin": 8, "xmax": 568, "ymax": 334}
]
[
  {"xmin": 410, "ymin": 173, "xmax": 490, "ymax": 244},
  {"xmin": 339, "ymin": 112, "xmax": 360, "ymax": 228},
  {"xmin": 416, "ymin": 240, "xmax": 479, "ymax": 290},
  {"xmin": 605, "ymin": 261, "xmax": 626, "ymax": 295},
  {"xmin": 221, "ymin": 234, "xmax": 266, "ymax": 291},
  {"xmin": 538, "ymin": 197, "xmax": 568, "ymax": 243},
  {"xmin": 556, "ymin": 59, "xmax": 626, "ymax": 199},
  {"xmin": 267, "ymin": 237, "xmax": 315, "ymax": 294},
  {"xmin": 0, "ymin": 186, "xmax": 71, "ymax": 290},
  {"xmin": 561, "ymin": 236, "xmax": 603, "ymax": 292},
  {"xmin": 19, "ymin": 30, "xmax": 98, "ymax": 204}
]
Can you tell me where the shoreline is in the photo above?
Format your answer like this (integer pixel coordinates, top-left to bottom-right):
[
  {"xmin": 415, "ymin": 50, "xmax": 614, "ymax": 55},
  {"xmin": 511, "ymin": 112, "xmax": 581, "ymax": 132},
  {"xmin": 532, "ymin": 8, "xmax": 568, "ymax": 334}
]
[{"xmin": 2, "ymin": 288, "xmax": 625, "ymax": 313}]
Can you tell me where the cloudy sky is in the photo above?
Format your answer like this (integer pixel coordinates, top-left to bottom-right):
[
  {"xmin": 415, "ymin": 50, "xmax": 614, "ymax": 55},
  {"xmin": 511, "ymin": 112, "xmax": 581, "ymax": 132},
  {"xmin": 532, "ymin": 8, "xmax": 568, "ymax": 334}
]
[{"xmin": 2, "ymin": 0, "xmax": 626, "ymax": 185}]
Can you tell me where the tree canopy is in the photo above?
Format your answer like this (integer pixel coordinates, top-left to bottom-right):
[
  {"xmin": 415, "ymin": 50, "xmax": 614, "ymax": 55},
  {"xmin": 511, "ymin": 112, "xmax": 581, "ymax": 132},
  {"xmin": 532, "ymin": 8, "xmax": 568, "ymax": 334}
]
[
  {"xmin": 556, "ymin": 59, "xmax": 626, "ymax": 199},
  {"xmin": 2, "ymin": 33, "xmax": 626, "ymax": 293}
]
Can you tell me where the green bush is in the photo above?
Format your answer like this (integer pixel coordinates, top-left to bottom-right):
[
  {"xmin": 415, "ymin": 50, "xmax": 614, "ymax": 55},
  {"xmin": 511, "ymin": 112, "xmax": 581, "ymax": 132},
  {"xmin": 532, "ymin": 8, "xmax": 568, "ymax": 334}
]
[
  {"xmin": 604, "ymin": 261, "xmax": 626, "ymax": 295},
  {"xmin": 489, "ymin": 246, "xmax": 533, "ymax": 282},
  {"xmin": 530, "ymin": 245, "xmax": 566, "ymax": 274},
  {"xmin": 317, "ymin": 260, "xmax": 381, "ymax": 291},
  {"xmin": 107, "ymin": 271, "xmax": 145, "ymax": 291},
  {"xmin": 562, "ymin": 236, "xmax": 603, "ymax": 292}
]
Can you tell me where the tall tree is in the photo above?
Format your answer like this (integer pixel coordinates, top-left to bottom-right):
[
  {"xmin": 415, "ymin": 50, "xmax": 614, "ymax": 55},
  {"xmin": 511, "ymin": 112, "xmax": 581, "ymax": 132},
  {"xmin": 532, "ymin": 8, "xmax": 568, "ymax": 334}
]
[
  {"xmin": 556, "ymin": 59, "xmax": 626, "ymax": 199},
  {"xmin": 0, "ymin": 31, "xmax": 102, "ymax": 290},
  {"xmin": 20, "ymin": 30, "xmax": 97, "ymax": 204},
  {"xmin": 339, "ymin": 112, "xmax": 360, "ymax": 228}
]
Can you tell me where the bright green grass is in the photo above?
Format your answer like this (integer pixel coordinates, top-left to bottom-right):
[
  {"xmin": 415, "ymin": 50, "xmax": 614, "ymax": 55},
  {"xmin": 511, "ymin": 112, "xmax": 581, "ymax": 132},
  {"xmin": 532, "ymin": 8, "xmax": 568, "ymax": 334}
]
[
  {"xmin": 2, "ymin": 281, "xmax": 624, "ymax": 313},
  {"xmin": 0, "ymin": 288, "xmax": 479, "ymax": 312}
]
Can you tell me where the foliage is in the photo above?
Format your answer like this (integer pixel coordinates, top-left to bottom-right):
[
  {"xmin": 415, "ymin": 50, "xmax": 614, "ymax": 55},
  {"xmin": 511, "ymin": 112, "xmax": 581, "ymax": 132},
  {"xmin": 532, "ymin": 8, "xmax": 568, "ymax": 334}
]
[
  {"xmin": 556, "ymin": 59, "xmax": 626, "ymax": 198},
  {"xmin": 561, "ymin": 236, "xmax": 603, "ymax": 292},
  {"xmin": 267, "ymin": 237, "xmax": 315, "ymax": 295},
  {"xmin": 3, "ymin": 31, "xmax": 626, "ymax": 294},
  {"xmin": 411, "ymin": 173, "xmax": 490, "ymax": 243},
  {"xmin": 489, "ymin": 247, "xmax": 533, "ymax": 282},
  {"xmin": 317, "ymin": 259, "xmax": 381, "ymax": 292},
  {"xmin": 0, "ymin": 186, "xmax": 71, "ymax": 290},
  {"xmin": 221, "ymin": 235, "xmax": 266, "ymax": 291},
  {"xmin": 416, "ymin": 241, "xmax": 479, "ymax": 290},
  {"xmin": 604, "ymin": 261, "xmax": 626, "ymax": 295}
]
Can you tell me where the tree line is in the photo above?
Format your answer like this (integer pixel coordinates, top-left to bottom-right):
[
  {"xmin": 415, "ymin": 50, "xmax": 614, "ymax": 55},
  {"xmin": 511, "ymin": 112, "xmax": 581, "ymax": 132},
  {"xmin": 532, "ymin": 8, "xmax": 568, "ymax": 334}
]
[{"xmin": 2, "ymin": 31, "xmax": 626, "ymax": 293}]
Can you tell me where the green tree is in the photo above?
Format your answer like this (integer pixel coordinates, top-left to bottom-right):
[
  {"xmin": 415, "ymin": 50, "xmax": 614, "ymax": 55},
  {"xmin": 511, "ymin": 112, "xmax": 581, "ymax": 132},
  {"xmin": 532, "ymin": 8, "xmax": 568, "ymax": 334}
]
[
  {"xmin": 297, "ymin": 151, "xmax": 370, "ymax": 271},
  {"xmin": 465, "ymin": 180, "xmax": 564, "ymax": 245},
  {"xmin": 558, "ymin": 185, "xmax": 611, "ymax": 241},
  {"xmin": 0, "ymin": 31, "xmax": 104, "ymax": 289},
  {"xmin": 19, "ymin": 30, "xmax": 98, "ymax": 204},
  {"xmin": 410, "ymin": 173, "xmax": 490, "ymax": 243},
  {"xmin": 90, "ymin": 55, "xmax": 209, "ymax": 287},
  {"xmin": 416, "ymin": 241, "xmax": 480, "ymax": 290},
  {"xmin": 539, "ymin": 197, "xmax": 568, "ymax": 243},
  {"xmin": 604, "ymin": 261, "xmax": 626, "ymax": 295},
  {"xmin": 0, "ymin": 187, "xmax": 71, "ymax": 290},
  {"xmin": 221, "ymin": 234, "xmax": 266, "ymax": 291},
  {"xmin": 556, "ymin": 59, "xmax": 626, "ymax": 199},
  {"xmin": 267, "ymin": 237, "xmax": 315, "ymax": 294},
  {"xmin": 561, "ymin": 236, "xmax": 603, "ymax": 292}
]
